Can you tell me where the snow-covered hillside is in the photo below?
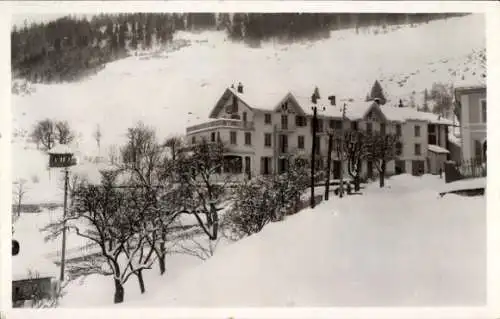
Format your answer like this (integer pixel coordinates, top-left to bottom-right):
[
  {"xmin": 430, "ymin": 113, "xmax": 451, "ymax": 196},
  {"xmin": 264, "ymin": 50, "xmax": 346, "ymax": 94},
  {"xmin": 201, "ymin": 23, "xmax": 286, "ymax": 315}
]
[
  {"xmin": 12, "ymin": 14, "xmax": 484, "ymax": 148},
  {"xmin": 11, "ymin": 14, "xmax": 485, "ymax": 204}
]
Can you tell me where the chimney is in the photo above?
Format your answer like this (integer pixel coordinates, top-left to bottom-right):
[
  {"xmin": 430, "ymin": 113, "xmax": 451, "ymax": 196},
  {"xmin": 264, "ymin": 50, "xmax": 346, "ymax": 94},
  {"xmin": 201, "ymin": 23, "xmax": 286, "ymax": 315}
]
[
  {"xmin": 398, "ymin": 99, "xmax": 404, "ymax": 108},
  {"xmin": 237, "ymin": 82, "xmax": 243, "ymax": 93},
  {"xmin": 328, "ymin": 95, "xmax": 336, "ymax": 106}
]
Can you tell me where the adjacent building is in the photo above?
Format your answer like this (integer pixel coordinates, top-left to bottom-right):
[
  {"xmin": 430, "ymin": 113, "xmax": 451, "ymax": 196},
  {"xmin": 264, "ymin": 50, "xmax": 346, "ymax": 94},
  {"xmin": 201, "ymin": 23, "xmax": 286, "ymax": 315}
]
[
  {"xmin": 186, "ymin": 84, "xmax": 453, "ymax": 180},
  {"xmin": 454, "ymin": 84, "xmax": 487, "ymax": 162}
]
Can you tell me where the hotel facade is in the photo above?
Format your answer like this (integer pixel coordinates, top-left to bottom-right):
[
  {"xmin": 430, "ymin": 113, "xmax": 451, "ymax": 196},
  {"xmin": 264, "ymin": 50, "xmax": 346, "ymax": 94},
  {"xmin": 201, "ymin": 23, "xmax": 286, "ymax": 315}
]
[{"xmin": 186, "ymin": 84, "xmax": 453, "ymax": 180}]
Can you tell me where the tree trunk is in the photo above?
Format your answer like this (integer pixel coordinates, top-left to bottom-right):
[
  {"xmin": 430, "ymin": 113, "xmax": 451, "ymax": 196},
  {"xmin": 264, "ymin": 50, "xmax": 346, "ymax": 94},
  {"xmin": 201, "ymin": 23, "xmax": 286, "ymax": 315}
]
[
  {"xmin": 113, "ymin": 279, "xmax": 124, "ymax": 304},
  {"xmin": 158, "ymin": 240, "xmax": 166, "ymax": 275},
  {"xmin": 379, "ymin": 161, "xmax": 386, "ymax": 188},
  {"xmin": 136, "ymin": 270, "xmax": 145, "ymax": 294},
  {"xmin": 354, "ymin": 175, "xmax": 360, "ymax": 192},
  {"xmin": 17, "ymin": 197, "xmax": 22, "ymax": 217}
]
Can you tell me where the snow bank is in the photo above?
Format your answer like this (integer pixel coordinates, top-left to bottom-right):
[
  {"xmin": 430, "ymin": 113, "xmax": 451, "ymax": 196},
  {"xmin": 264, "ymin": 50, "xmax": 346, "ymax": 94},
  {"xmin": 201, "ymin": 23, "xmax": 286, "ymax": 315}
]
[
  {"xmin": 440, "ymin": 177, "xmax": 486, "ymax": 194},
  {"xmin": 120, "ymin": 174, "xmax": 485, "ymax": 307}
]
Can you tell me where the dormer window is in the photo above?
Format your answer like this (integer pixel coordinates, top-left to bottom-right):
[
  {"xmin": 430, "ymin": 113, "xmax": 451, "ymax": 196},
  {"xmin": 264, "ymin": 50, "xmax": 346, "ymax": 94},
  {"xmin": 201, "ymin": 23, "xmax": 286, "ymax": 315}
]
[{"xmin": 281, "ymin": 102, "xmax": 289, "ymax": 113}]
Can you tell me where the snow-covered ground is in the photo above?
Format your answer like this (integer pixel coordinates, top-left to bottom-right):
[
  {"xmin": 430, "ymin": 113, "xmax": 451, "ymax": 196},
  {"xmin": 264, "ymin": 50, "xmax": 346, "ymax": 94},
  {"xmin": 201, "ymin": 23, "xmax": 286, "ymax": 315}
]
[
  {"xmin": 12, "ymin": 174, "xmax": 484, "ymax": 307},
  {"xmin": 10, "ymin": 14, "xmax": 486, "ymax": 308}
]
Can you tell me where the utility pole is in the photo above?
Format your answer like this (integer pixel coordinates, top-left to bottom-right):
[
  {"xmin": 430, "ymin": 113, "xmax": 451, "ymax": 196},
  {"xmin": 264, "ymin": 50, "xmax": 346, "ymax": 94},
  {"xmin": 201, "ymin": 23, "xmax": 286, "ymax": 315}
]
[
  {"xmin": 324, "ymin": 96, "xmax": 336, "ymax": 201},
  {"xmin": 310, "ymin": 105, "xmax": 317, "ymax": 208},
  {"xmin": 339, "ymin": 103, "xmax": 347, "ymax": 198},
  {"xmin": 310, "ymin": 88, "xmax": 325, "ymax": 208},
  {"xmin": 60, "ymin": 167, "xmax": 69, "ymax": 282},
  {"xmin": 325, "ymin": 132, "xmax": 333, "ymax": 201}
]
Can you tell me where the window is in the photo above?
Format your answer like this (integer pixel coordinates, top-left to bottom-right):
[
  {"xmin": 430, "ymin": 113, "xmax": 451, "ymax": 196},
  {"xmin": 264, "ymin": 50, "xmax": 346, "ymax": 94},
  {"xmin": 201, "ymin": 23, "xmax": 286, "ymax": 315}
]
[
  {"xmin": 414, "ymin": 143, "xmax": 421, "ymax": 156},
  {"xmin": 278, "ymin": 158, "xmax": 289, "ymax": 174},
  {"xmin": 380, "ymin": 123, "xmax": 386, "ymax": 135},
  {"xmin": 428, "ymin": 135, "xmax": 437, "ymax": 145},
  {"xmin": 316, "ymin": 119, "xmax": 323, "ymax": 132},
  {"xmin": 245, "ymin": 132, "xmax": 252, "ymax": 145},
  {"xmin": 281, "ymin": 115, "xmax": 288, "ymax": 130},
  {"xmin": 366, "ymin": 122, "xmax": 373, "ymax": 134},
  {"xmin": 395, "ymin": 142, "xmax": 403, "ymax": 156},
  {"xmin": 280, "ymin": 134, "xmax": 288, "ymax": 153},
  {"xmin": 315, "ymin": 136, "xmax": 321, "ymax": 154},
  {"xmin": 217, "ymin": 131, "xmax": 221, "ymax": 141},
  {"xmin": 230, "ymin": 131, "xmax": 237, "ymax": 145},
  {"xmin": 481, "ymin": 99, "xmax": 487, "ymax": 123},
  {"xmin": 191, "ymin": 136, "xmax": 196, "ymax": 144},
  {"xmin": 351, "ymin": 121, "xmax": 358, "ymax": 131},
  {"xmin": 242, "ymin": 112, "xmax": 247, "ymax": 122},
  {"xmin": 296, "ymin": 115, "xmax": 306, "ymax": 127},
  {"xmin": 245, "ymin": 156, "xmax": 251, "ymax": 177},
  {"xmin": 265, "ymin": 113, "xmax": 272, "ymax": 124},
  {"xmin": 396, "ymin": 124, "xmax": 402, "ymax": 136},
  {"xmin": 428, "ymin": 124, "xmax": 436, "ymax": 133},
  {"xmin": 264, "ymin": 133, "xmax": 272, "ymax": 147},
  {"xmin": 414, "ymin": 125, "xmax": 421, "ymax": 137},
  {"xmin": 211, "ymin": 132, "xmax": 215, "ymax": 142},
  {"xmin": 261, "ymin": 157, "xmax": 272, "ymax": 175},
  {"xmin": 224, "ymin": 155, "xmax": 242, "ymax": 174},
  {"xmin": 298, "ymin": 135, "xmax": 305, "ymax": 149}
]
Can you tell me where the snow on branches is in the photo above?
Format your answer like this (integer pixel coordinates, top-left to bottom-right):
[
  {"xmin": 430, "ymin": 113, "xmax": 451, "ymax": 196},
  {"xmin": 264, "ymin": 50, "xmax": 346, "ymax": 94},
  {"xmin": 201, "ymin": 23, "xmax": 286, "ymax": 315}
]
[{"xmin": 365, "ymin": 131, "xmax": 399, "ymax": 187}]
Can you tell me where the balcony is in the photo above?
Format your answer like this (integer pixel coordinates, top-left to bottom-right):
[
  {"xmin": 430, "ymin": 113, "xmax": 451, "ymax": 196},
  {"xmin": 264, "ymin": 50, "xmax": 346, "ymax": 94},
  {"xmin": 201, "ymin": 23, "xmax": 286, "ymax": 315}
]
[{"xmin": 186, "ymin": 119, "xmax": 254, "ymax": 134}]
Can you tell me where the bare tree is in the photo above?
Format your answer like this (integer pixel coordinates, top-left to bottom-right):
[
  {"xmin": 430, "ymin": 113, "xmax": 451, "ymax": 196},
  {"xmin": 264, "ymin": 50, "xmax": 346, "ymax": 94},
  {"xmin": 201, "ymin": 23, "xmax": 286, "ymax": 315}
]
[
  {"xmin": 30, "ymin": 119, "xmax": 55, "ymax": 150},
  {"xmin": 174, "ymin": 138, "xmax": 233, "ymax": 241},
  {"xmin": 93, "ymin": 124, "xmax": 102, "ymax": 152},
  {"xmin": 13, "ymin": 178, "xmax": 28, "ymax": 218},
  {"xmin": 42, "ymin": 171, "xmax": 158, "ymax": 304},
  {"xmin": 336, "ymin": 130, "xmax": 369, "ymax": 192},
  {"xmin": 430, "ymin": 82, "xmax": 454, "ymax": 118},
  {"xmin": 366, "ymin": 132, "xmax": 399, "ymax": 188},
  {"xmin": 55, "ymin": 121, "xmax": 75, "ymax": 145}
]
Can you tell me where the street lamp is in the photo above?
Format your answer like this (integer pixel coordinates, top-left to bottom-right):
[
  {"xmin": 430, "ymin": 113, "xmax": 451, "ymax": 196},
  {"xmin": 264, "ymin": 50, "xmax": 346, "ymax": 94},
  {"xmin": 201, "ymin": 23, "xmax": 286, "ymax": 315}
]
[
  {"xmin": 310, "ymin": 88, "xmax": 325, "ymax": 209},
  {"xmin": 48, "ymin": 144, "xmax": 76, "ymax": 282}
]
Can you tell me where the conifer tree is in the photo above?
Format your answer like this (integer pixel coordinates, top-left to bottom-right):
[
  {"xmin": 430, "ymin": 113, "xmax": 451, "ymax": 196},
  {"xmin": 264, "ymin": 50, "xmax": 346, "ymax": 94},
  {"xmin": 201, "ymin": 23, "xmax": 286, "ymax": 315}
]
[{"xmin": 368, "ymin": 80, "xmax": 387, "ymax": 105}]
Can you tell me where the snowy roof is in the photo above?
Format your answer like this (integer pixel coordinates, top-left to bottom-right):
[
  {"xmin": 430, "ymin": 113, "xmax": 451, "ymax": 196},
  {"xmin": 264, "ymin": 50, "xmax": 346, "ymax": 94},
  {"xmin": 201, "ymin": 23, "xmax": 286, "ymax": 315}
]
[
  {"xmin": 48, "ymin": 144, "xmax": 74, "ymax": 155},
  {"xmin": 228, "ymin": 87, "xmax": 288, "ymax": 111},
  {"xmin": 381, "ymin": 105, "xmax": 454, "ymax": 125},
  {"xmin": 428, "ymin": 144, "xmax": 450, "ymax": 154},
  {"xmin": 207, "ymin": 86, "xmax": 456, "ymax": 125},
  {"xmin": 454, "ymin": 80, "xmax": 486, "ymax": 92}
]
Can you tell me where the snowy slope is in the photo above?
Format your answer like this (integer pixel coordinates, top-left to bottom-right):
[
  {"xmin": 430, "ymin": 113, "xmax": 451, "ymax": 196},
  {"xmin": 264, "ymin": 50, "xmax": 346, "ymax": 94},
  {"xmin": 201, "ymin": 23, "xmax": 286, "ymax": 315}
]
[
  {"xmin": 12, "ymin": 14, "xmax": 484, "ymax": 165},
  {"xmin": 116, "ymin": 174, "xmax": 485, "ymax": 307}
]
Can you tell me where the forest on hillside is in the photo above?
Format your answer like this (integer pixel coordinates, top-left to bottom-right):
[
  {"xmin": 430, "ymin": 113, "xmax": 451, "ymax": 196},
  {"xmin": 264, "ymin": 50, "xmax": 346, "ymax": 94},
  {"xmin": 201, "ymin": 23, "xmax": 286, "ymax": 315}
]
[{"xmin": 12, "ymin": 12, "xmax": 468, "ymax": 83}]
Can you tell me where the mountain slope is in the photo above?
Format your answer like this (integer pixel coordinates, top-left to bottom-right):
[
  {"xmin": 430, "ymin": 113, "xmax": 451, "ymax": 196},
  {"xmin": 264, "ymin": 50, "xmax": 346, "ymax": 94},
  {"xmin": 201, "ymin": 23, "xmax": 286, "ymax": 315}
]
[{"xmin": 11, "ymin": 14, "xmax": 485, "ymax": 202}]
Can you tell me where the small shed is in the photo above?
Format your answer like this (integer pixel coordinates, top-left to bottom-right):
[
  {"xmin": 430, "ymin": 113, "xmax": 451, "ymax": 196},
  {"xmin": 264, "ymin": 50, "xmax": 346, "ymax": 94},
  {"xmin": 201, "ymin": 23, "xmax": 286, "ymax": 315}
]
[
  {"xmin": 48, "ymin": 144, "xmax": 76, "ymax": 168},
  {"xmin": 427, "ymin": 144, "xmax": 450, "ymax": 175}
]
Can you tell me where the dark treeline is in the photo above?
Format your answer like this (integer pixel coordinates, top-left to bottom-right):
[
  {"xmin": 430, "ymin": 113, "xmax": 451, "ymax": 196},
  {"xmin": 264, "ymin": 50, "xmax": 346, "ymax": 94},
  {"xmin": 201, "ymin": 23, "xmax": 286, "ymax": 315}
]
[{"xmin": 12, "ymin": 12, "xmax": 468, "ymax": 84}]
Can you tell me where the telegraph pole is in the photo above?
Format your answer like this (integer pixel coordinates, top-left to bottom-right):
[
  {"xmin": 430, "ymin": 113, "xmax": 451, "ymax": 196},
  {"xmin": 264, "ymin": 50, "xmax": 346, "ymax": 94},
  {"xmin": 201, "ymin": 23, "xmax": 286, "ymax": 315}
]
[
  {"xmin": 60, "ymin": 167, "xmax": 69, "ymax": 282},
  {"xmin": 325, "ymin": 132, "xmax": 333, "ymax": 201},
  {"xmin": 339, "ymin": 103, "xmax": 347, "ymax": 198},
  {"xmin": 310, "ymin": 105, "xmax": 317, "ymax": 208}
]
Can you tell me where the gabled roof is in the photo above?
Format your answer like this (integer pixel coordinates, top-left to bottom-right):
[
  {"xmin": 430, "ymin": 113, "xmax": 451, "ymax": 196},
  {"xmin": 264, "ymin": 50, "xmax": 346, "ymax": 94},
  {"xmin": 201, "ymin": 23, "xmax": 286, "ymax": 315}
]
[
  {"xmin": 206, "ymin": 86, "xmax": 456, "ymax": 125},
  {"xmin": 272, "ymin": 92, "xmax": 307, "ymax": 115},
  {"xmin": 208, "ymin": 87, "xmax": 288, "ymax": 118}
]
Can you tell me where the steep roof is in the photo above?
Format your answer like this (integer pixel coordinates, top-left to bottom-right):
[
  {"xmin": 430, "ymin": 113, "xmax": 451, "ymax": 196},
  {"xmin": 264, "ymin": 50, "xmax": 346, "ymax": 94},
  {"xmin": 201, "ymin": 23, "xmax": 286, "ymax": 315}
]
[{"xmin": 207, "ymin": 86, "xmax": 455, "ymax": 125}]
